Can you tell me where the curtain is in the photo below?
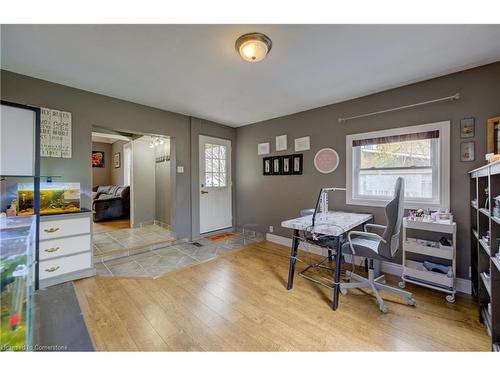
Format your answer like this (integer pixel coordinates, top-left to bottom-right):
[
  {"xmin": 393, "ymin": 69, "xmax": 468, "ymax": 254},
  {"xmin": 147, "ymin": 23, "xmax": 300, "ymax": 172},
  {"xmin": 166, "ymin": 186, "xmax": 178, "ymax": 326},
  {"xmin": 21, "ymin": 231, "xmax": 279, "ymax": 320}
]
[{"xmin": 352, "ymin": 130, "xmax": 439, "ymax": 147}]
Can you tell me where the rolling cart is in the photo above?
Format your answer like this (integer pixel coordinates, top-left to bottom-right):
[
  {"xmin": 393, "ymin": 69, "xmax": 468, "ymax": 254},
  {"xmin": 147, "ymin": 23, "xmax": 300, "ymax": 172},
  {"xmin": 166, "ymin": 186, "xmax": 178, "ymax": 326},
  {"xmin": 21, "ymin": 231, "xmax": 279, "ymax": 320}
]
[{"xmin": 399, "ymin": 217, "xmax": 457, "ymax": 302}]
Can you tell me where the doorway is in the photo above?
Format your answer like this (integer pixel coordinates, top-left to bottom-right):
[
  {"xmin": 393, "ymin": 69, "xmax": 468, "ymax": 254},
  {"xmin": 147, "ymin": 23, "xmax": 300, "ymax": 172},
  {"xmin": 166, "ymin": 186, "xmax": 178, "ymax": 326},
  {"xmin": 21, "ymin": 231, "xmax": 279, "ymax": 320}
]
[
  {"xmin": 90, "ymin": 129, "xmax": 176, "ymax": 266},
  {"xmin": 91, "ymin": 131, "xmax": 132, "ymax": 233},
  {"xmin": 199, "ymin": 135, "xmax": 232, "ymax": 234}
]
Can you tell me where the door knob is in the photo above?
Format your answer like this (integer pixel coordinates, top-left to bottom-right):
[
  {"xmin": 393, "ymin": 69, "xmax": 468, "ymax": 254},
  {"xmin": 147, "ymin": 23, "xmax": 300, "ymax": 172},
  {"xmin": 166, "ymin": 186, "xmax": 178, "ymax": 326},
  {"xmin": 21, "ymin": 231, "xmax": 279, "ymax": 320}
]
[{"xmin": 201, "ymin": 190, "xmax": 209, "ymax": 194}]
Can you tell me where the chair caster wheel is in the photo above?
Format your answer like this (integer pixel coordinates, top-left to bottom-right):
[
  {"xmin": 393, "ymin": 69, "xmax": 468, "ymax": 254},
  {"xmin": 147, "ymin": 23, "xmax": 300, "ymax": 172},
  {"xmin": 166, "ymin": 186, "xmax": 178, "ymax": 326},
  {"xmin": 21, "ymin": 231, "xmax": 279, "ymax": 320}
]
[
  {"xmin": 407, "ymin": 297, "xmax": 416, "ymax": 306},
  {"xmin": 398, "ymin": 281, "xmax": 405, "ymax": 289},
  {"xmin": 340, "ymin": 288, "xmax": 347, "ymax": 295},
  {"xmin": 379, "ymin": 304, "xmax": 388, "ymax": 313},
  {"xmin": 446, "ymin": 295, "xmax": 455, "ymax": 303}
]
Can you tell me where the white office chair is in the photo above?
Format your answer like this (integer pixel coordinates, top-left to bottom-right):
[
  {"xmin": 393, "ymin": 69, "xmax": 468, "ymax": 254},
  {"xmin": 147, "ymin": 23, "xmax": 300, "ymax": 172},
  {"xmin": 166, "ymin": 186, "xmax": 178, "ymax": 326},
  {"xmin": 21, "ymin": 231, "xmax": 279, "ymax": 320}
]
[{"xmin": 340, "ymin": 177, "xmax": 415, "ymax": 313}]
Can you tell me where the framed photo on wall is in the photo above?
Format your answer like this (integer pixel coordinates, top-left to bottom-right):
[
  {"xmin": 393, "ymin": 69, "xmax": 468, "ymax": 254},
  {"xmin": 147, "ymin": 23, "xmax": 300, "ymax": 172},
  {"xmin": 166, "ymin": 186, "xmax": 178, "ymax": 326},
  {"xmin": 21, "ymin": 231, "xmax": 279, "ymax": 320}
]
[
  {"xmin": 272, "ymin": 156, "xmax": 282, "ymax": 175},
  {"xmin": 92, "ymin": 151, "xmax": 105, "ymax": 168},
  {"xmin": 258, "ymin": 142, "xmax": 270, "ymax": 155},
  {"xmin": 114, "ymin": 152, "xmax": 121, "ymax": 168},
  {"xmin": 282, "ymin": 155, "xmax": 293, "ymax": 175},
  {"xmin": 460, "ymin": 117, "xmax": 474, "ymax": 138},
  {"xmin": 292, "ymin": 154, "xmax": 303, "ymax": 175},
  {"xmin": 263, "ymin": 157, "xmax": 272, "ymax": 175},
  {"xmin": 460, "ymin": 141, "xmax": 475, "ymax": 162}
]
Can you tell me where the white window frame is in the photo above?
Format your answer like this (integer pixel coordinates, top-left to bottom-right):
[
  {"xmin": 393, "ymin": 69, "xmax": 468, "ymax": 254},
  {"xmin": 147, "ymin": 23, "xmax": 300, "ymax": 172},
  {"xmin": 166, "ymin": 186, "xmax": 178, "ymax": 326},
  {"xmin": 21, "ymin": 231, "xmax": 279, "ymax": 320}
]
[
  {"xmin": 346, "ymin": 120, "xmax": 450, "ymax": 210},
  {"xmin": 204, "ymin": 142, "xmax": 228, "ymax": 188}
]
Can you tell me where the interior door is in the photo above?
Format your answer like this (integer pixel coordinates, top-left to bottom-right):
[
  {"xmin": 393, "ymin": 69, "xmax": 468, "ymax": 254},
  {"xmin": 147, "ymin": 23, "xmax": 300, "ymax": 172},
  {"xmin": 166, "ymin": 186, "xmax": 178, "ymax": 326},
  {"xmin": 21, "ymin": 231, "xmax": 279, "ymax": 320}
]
[{"xmin": 199, "ymin": 135, "xmax": 232, "ymax": 234}]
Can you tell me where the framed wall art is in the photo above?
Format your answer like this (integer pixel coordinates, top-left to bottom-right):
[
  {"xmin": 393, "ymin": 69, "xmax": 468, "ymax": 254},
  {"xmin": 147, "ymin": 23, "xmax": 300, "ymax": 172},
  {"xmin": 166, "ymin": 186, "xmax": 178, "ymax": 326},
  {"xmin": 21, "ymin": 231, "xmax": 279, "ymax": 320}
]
[
  {"xmin": 258, "ymin": 142, "xmax": 270, "ymax": 155},
  {"xmin": 487, "ymin": 115, "xmax": 500, "ymax": 155},
  {"xmin": 314, "ymin": 148, "xmax": 339, "ymax": 174},
  {"xmin": 263, "ymin": 157, "xmax": 272, "ymax": 175},
  {"xmin": 92, "ymin": 151, "xmax": 105, "ymax": 168},
  {"xmin": 291, "ymin": 154, "xmax": 303, "ymax": 175},
  {"xmin": 294, "ymin": 136, "xmax": 310, "ymax": 152},
  {"xmin": 276, "ymin": 135, "xmax": 287, "ymax": 151},
  {"xmin": 460, "ymin": 141, "xmax": 475, "ymax": 162},
  {"xmin": 460, "ymin": 117, "xmax": 474, "ymax": 138},
  {"xmin": 282, "ymin": 155, "xmax": 293, "ymax": 175},
  {"xmin": 272, "ymin": 156, "xmax": 282, "ymax": 174},
  {"xmin": 114, "ymin": 152, "xmax": 121, "ymax": 168}
]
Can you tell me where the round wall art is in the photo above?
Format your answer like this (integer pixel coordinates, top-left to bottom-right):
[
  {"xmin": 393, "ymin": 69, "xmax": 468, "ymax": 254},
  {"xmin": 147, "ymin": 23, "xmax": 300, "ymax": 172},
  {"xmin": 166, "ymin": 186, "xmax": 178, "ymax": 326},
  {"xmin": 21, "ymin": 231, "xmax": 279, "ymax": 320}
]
[{"xmin": 314, "ymin": 148, "xmax": 340, "ymax": 174}]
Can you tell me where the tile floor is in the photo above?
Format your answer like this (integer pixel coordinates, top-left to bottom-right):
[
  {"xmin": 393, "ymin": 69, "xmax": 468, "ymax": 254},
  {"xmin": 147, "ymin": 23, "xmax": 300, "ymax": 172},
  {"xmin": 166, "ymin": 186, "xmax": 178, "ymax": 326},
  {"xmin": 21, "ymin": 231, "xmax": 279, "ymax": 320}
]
[
  {"xmin": 93, "ymin": 223, "xmax": 176, "ymax": 261},
  {"xmin": 95, "ymin": 230, "xmax": 263, "ymax": 278}
]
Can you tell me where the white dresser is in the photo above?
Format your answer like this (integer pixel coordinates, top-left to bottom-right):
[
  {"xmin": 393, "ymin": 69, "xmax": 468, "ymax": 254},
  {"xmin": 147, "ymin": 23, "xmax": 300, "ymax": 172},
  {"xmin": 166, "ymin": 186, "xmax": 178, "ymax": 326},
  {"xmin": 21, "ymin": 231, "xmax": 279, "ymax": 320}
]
[{"xmin": 39, "ymin": 211, "xmax": 94, "ymax": 288}]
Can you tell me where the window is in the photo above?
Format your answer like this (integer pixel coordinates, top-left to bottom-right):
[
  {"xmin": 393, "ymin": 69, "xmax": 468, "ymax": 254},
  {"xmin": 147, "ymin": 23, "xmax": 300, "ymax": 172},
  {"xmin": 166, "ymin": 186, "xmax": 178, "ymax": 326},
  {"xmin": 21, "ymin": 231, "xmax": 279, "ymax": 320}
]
[
  {"xmin": 204, "ymin": 143, "xmax": 227, "ymax": 187},
  {"xmin": 346, "ymin": 121, "xmax": 450, "ymax": 209}
]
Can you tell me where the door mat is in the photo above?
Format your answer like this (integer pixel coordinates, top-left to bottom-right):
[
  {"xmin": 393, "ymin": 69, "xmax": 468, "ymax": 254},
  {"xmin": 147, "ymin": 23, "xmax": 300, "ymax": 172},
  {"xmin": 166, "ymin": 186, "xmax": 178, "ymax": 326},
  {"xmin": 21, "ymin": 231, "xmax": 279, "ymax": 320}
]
[{"xmin": 207, "ymin": 233, "xmax": 236, "ymax": 241}]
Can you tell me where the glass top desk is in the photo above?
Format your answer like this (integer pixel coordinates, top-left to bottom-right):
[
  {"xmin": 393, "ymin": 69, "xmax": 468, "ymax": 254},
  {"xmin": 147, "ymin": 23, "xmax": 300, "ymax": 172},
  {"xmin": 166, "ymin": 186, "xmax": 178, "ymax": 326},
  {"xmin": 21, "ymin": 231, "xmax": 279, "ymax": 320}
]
[{"xmin": 281, "ymin": 211, "xmax": 373, "ymax": 310}]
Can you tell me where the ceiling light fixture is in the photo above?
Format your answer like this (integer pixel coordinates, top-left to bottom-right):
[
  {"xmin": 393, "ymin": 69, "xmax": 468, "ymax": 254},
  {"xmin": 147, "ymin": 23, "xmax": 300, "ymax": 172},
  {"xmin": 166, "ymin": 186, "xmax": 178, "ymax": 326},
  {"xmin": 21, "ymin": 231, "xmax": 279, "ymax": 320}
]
[{"xmin": 235, "ymin": 32, "xmax": 272, "ymax": 62}]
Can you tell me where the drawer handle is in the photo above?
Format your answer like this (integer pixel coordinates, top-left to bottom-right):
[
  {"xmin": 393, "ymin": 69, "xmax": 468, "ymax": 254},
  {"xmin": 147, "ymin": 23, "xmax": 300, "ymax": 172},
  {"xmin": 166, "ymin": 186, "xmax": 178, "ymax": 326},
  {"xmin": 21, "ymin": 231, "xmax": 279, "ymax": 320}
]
[
  {"xmin": 45, "ymin": 266, "xmax": 60, "ymax": 273},
  {"xmin": 44, "ymin": 227, "xmax": 60, "ymax": 233},
  {"xmin": 44, "ymin": 247, "xmax": 60, "ymax": 253}
]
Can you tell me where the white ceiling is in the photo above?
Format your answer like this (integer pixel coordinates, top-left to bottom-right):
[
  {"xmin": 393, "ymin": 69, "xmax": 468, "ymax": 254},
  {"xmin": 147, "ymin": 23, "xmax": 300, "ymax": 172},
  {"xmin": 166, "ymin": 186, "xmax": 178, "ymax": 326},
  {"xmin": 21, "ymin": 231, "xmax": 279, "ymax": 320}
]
[
  {"xmin": 92, "ymin": 132, "xmax": 130, "ymax": 144},
  {"xmin": 2, "ymin": 25, "xmax": 500, "ymax": 127}
]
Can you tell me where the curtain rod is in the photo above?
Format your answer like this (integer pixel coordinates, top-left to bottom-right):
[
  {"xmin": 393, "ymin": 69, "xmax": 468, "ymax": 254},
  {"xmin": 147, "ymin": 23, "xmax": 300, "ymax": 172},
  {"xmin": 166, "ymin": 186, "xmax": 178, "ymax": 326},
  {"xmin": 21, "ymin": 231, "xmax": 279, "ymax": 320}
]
[{"xmin": 338, "ymin": 93, "xmax": 460, "ymax": 123}]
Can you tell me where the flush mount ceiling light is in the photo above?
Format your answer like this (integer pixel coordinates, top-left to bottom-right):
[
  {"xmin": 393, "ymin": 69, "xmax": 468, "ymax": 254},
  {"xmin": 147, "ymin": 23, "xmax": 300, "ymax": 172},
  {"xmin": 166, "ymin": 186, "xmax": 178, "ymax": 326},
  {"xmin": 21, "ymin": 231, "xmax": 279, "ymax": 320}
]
[{"xmin": 235, "ymin": 32, "xmax": 272, "ymax": 62}]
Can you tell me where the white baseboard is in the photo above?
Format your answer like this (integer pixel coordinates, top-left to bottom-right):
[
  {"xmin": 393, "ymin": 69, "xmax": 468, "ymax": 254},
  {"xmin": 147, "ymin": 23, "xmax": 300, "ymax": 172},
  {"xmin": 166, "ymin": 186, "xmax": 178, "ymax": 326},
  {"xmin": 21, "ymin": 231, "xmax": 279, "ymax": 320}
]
[{"xmin": 266, "ymin": 233, "xmax": 471, "ymax": 295}]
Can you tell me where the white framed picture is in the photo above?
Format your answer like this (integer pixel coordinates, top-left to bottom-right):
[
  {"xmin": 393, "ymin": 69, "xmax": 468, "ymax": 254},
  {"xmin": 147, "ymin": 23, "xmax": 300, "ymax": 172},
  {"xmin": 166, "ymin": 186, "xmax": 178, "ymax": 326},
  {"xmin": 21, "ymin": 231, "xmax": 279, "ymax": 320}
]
[
  {"xmin": 294, "ymin": 136, "xmax": 310, "ymax": 152},
  {"xmin": 258, "ymin": 142, "xmax": 270, "ymax": 155},
  {"xmin": 276, "ymin": 135, "xmax": 287, "ymax": 151}
]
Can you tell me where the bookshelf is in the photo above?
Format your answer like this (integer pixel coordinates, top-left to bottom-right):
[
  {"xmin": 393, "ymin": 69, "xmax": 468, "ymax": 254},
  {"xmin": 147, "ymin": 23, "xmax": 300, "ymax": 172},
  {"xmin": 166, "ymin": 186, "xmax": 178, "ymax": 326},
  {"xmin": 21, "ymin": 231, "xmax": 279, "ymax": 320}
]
[{"xmin": 469, "ymin": 161, "xmax": 500, "ymax": 352}]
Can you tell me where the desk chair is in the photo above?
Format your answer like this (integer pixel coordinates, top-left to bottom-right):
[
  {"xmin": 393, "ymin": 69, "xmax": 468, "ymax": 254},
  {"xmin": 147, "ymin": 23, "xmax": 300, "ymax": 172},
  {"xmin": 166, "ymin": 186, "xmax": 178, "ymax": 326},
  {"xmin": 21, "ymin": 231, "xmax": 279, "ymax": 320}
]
[{"xmin": 339, "ymin": 177, "xmax": 415, "ymax": 313}]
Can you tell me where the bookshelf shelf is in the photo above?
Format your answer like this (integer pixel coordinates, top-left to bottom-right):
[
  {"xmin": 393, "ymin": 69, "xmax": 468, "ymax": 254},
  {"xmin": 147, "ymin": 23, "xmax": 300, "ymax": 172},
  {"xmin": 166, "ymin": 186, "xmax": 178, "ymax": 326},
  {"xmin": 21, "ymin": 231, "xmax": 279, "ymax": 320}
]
[{"xmin": 470, "ymin": 163, "xmax": 500, "ymax": 351}]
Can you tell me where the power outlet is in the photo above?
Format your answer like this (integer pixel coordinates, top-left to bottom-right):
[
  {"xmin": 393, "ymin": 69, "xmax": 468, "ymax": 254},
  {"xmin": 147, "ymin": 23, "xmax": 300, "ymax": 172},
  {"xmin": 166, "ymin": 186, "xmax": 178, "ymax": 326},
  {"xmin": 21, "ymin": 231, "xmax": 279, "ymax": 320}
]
[{"xmin": 269, "ymin": 226, "xmax": 274, "ymax": 233}]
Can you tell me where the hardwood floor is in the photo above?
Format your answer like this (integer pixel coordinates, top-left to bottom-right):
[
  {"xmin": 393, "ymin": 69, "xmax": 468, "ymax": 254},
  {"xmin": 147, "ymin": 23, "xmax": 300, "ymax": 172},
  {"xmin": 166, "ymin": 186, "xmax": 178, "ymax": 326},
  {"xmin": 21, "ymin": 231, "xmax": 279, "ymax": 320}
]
[
  {"xmin": 93, "ymin": 218, "xmax": 131, "ymax": 234},
  {"xmin": 74, "ymin": 241, "xmax": 490, "ymax": 351}
]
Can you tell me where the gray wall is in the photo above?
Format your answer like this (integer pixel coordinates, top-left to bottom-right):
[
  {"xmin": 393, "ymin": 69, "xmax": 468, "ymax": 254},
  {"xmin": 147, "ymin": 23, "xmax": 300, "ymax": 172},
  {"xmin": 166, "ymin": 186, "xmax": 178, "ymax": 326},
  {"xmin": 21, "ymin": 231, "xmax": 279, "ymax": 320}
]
[
  {"xmin": 131, "ymin": 137, "xmax": 156, "ymax": 226},
  {"xmin": 111, "ymin": 140, "xmax": 127, "ymax": 186},
  {"xmin": 235, "ymin": 61, "xmax": 500, "ymax": 279},
  {"xmin": 1, "ymin": 70, "xmax": 232, "ymax": 239},
  {"xmin": 190, "ymin": 117, "xmax": 237, "ymax": 238},
  {"xmin": 91, "ymin": 142, "xmax": 112, "ymax": 186},
  {"xmin": 155, "ymin": 139, "xmax": 171, "ymax": 225}
]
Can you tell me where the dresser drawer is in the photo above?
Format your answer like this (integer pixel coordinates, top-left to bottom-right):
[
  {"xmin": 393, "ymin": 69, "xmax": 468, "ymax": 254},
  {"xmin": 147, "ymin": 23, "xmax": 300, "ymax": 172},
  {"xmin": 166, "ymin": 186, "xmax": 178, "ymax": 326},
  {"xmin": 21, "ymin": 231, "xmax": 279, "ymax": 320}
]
[
  {"xmin": 39, "ymin": 234, "xmax": 91, "ymax": 261},
  {"xmin": 40, "ymin": 217, "xmax": 90, "ymax": 240},
  {"xmin": 39, "ymin": 252, "xmax": 91, "ymax": 280}
]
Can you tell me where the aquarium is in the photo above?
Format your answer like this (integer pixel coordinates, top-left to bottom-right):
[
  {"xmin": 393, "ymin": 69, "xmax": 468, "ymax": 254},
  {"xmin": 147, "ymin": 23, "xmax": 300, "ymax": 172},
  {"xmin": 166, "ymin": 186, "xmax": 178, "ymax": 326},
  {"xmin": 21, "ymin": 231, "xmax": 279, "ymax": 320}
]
[
  {"xmin": 0, "ymin": 215, "xmax": 36, "ymax": 351},
  {"xmin": 17, "ymin": 182, "xmax": 81, "ymax": 216}
]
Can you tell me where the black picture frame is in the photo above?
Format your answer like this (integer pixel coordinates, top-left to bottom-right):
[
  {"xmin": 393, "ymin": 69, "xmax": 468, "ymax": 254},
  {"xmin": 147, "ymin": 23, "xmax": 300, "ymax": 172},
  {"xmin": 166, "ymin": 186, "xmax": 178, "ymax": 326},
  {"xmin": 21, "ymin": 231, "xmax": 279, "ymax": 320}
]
[
  {"xmin": 92, "ymin": 151, "xmax": 105, "ymax": 168},
  {"xmin": 282, "ymin": 155, "xmax": 293, "ymax": 175},
  {"xmin": 263, "ymin": 154, "xmax": 303, "ymax": 176},
  {"xmin": 272, "ymin": 156, "xmax": 282, "ymax": 175},
  {"xmin": 263, "ymin": 157, "xmax": 272, "ymax": 175},
  {"xmin": 292, "ymin": 154, "xmax": 303, "ymax": 175}
]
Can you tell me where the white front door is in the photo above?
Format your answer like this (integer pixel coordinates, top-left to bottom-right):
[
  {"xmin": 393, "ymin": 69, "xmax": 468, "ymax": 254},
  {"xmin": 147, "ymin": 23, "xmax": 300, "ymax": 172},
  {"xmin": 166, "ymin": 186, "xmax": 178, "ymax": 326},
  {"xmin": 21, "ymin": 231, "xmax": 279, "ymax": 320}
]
[{"xmin": 199, "ymin": 135, "xmax": 232, "ymax": 234}]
